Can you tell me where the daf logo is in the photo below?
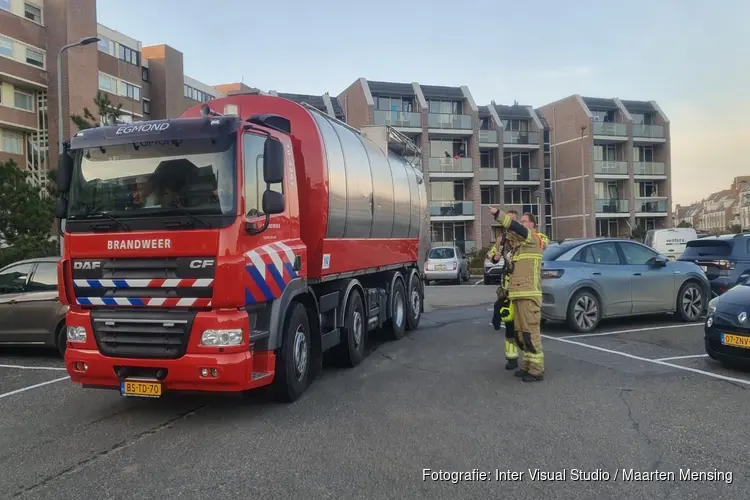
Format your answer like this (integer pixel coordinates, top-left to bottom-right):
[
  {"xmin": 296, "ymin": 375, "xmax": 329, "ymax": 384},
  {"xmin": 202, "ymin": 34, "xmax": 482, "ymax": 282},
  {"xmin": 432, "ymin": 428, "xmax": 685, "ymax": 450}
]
[
  {"xmin": 189, "ymin": 259, "xmax": 215, "ymax": 269},
  {"xmin": 73, "ymin": 261, "xmax": 101, "ymax": 270},
  {"xmin": 739, "ymin": 312, "xmax": 747, "ymax": 323}
]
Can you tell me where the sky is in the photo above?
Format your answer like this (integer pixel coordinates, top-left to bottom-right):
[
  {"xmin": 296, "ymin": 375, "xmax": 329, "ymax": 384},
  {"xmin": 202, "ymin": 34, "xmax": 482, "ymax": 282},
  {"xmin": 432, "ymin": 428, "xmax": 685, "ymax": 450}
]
[{"xmin": 96, "ymin": 0, "xmax": 749, "ymax": 207}]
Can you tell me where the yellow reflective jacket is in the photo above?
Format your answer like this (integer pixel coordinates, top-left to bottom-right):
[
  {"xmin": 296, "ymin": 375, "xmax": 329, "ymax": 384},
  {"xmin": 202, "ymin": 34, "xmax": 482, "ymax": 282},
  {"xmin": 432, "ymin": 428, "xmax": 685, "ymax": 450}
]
[{"xmin": 493, "ymin": 211, "xmax": 544, "ymax": 304}]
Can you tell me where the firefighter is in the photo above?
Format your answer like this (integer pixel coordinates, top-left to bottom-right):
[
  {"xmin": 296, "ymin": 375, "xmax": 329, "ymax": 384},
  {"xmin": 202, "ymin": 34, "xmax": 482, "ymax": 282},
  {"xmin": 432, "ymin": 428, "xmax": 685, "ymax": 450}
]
[
  {"xmin": 488, "ymin": 206, "xmax": 545, "ymax": 382},
  {"xmin": 520, "ymin": 212, "xmax": 549, "ymax": 250},
  {"xmin": 487, "ymin": 210, "xmax": 521, "ymax": 370}
]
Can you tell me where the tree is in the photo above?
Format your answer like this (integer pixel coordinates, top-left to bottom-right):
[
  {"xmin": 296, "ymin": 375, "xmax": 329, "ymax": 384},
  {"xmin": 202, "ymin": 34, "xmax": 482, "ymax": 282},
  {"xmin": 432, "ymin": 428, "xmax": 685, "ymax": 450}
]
[
  {"xmin": 0, "ymin": 159, "xmax": 58, "ymax": 268},
  {"xmin": 70, "ymin": 90, "xmax": 123, "ymax": 130},
  {"xmin": 729, "ymin": 224, "xmax": 742, "ymax": 234},
  {"xmin": 677, "ymin": 220, "xmax": 692, "ymax": 228}
]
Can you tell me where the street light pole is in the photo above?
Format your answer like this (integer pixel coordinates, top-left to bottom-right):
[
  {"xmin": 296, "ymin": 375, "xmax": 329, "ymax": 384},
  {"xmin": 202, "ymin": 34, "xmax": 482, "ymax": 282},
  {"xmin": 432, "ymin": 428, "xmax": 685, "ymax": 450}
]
[
  {"xmin": 580, "ymin": 125, "xmax": 587, "ymax": 237},
  {"xmin": 56, "ymin": 36, "xmax": 99, "ymax": 255}
]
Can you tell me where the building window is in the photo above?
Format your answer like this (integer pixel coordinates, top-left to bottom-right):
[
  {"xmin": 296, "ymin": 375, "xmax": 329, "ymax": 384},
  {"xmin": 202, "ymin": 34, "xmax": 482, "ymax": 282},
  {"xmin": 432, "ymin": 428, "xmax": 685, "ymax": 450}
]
[
  {"xmin": 119, "ymin": 81, "xmax": 140, "ymax": 101},
  {"xmin": 24, "ymin": 2, "xmax": 42, "ymax": 23},
  {"xmin": 97, "ymin": 37, "xmax": 116, "ymax": 57},
  {"xmin": 501, "ymin": 119, "xmax": 529, "ymax": 132},
  {"xmin": 480, "ymin": 186, "xmax": 499, "ymax": 205},
  {"xmin": 503, "ymin": 152, "xmax": 532, "ymax": 169},
  {"xmin": 14, "ymin": 90, "xmax": 33, "ymax": 111},
  {"xmin": 98, "ymin": 72, "xmax": 116, "ymax": 93},
  {"xmin": 0, "ymin": 36, "xmax": 13, "ymax": 58},
  {"xmin": 183, "ymin": 84, "xmax": 214, "ymax": 103},
  {"xmin": 25, "ymin": 48, "xmax": 44, "ymax": 68},
  {"xmin": 427, "ymin": 99, "xmax": 462, "ymax": 115},
  {"xmin": 141, "ymin": 66, "xmax": 149, "ymax": 82},
  {"xmin": 118, "ymin": 44, "xmax": 138, "ymax": 66},
  {"xmin": 1, "ymin": 130, "xmax": 24, "ymax": 155},
  {"xmin": 374, "ymin": 96, "xmax": 414, "ymax": 112},
  {"xmin": 142, "ymin": 99, "xmax": 150, "ymax": 114}
]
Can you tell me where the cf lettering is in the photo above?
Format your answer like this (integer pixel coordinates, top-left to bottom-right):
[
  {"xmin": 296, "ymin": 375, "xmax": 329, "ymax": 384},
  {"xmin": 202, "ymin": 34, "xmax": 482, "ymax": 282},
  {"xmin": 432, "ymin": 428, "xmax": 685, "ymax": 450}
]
[{"xmin": 190, "ymin": 259, "xmax": 215, "ymax": 269}]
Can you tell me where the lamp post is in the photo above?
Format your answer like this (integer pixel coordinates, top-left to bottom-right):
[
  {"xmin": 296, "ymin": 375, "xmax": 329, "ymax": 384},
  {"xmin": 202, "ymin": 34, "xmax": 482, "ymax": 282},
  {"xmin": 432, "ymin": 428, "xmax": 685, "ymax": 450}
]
[
  {"xmin": 56, "ymin": 36, "xmax": 100, "ymax": 154},
  {"xmin": 580, "ymin": 125, "xmax": 587, "ymax": 237},
  {"xmin": 56, "ymin": 36, "xmax": 99, "ymax": 255}
]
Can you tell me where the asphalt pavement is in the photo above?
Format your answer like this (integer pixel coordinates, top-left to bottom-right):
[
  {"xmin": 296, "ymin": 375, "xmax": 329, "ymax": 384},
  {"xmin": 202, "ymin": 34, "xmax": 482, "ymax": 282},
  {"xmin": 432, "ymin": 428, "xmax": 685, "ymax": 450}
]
[{"xmin": 1, "ymin": 284, "xmax": 749, "ymax": 500}]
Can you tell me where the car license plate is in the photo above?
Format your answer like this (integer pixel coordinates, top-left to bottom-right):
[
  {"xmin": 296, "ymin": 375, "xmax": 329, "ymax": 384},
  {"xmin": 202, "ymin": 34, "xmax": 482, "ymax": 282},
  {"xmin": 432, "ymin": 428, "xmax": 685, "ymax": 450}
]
[
  {"xmin": 436, "ymin": 265, "xmax": 446, "ymax": 270},
  {"xmin": 700, "ymin": 265, "xmax": 707, "ymax": 272},
  {"xmin": 121, "ymin": 379, "xmax": 162, "ymax": 398},
  {"xmin": 721, "ymin": 333, "xmax": 750, "ymax": 349}
]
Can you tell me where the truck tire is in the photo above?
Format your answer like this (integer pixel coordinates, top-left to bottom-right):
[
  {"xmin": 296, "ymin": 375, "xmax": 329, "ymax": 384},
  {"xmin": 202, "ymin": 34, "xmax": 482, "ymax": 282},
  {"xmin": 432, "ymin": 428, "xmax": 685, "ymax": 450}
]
[
  {"xmin": 384, "ymin": 279, "xmax": 407, "ymax": 340},
  {"xmin": 271, "ymin": 302, "xmax": 312, "ymax": 403},
  {"xmin": 406, "ymin": 274, "xmax": 422, "ymax": 331},
  {"xmin": 333, "ymin": 290, "xmax": 366, "ymax": 367}
]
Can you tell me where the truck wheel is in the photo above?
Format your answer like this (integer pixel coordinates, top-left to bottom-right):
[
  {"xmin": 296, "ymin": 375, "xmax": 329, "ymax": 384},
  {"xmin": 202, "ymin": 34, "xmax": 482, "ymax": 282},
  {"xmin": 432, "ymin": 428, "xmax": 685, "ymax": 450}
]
[
  {"xmin": 333, "ymin": 291, "xmax": 366, "ymax": 367},
  {"xmin": 385, "ymin": 279, "xmax": 407, "ymax": 340},
  {"xmin": 406, "ymin": 275, "xmax": 422, "ymax": 331},
  {"xmin": 271, "ymin": 302, "xmax": 312, "ymax": 403}
]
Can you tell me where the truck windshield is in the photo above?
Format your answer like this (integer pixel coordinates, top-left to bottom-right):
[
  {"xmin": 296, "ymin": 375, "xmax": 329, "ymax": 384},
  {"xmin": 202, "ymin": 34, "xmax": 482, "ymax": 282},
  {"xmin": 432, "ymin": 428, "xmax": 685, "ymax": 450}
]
[{"xmin": 67, "ymin": 137, "xmax": 236, "ymax": 221}]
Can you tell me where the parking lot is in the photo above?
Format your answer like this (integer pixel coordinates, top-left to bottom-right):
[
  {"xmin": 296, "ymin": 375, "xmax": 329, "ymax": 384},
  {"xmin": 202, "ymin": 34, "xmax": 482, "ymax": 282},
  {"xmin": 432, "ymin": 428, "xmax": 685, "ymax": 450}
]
[{"xmin": 1, "ymin": 284, "xmax": 749, "ymax": 499}]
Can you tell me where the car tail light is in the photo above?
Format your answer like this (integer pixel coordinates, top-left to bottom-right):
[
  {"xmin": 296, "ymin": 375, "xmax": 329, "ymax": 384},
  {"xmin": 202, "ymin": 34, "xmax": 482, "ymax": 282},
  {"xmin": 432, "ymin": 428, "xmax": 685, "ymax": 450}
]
[
  {"xmin": 452, "ymin": 261, "xmax": 457, "ymax": 270},
  {"xmin": 716, "ymin": 260, "xmax": 735, "ymax": 270},
  {"xmin": 542, "ymin": 269, "xmax": 564, "ymax": 279}
]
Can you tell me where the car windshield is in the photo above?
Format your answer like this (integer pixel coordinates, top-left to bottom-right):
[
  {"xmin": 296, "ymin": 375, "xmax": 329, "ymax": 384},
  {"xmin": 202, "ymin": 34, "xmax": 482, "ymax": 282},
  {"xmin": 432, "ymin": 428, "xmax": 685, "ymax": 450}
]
[
  {"xmin": 543, "ymin": 241, "xmax": 584, "ymax": 261},
  {"xmin": 429, "ymin": 248, "xmax": 455, "ymax": 259},
  {"xmin": 67, "ymin": 136, "xmax": 237, "ymax": 219},
  {"xmin": 681, "ymin": 240, "xmax": 732, "ymax": 258}
]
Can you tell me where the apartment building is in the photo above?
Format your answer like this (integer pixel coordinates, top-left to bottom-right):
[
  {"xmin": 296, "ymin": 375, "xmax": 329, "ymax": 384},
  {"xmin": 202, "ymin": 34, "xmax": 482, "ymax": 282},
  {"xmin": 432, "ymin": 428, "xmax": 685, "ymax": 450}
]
[
  {"xmin": 537, "ymin": 95, "xmax": 672, "ymax": 239},
  {"xmin": 0, "ymin": 0, "xmax": 221, "ymax": 189}
]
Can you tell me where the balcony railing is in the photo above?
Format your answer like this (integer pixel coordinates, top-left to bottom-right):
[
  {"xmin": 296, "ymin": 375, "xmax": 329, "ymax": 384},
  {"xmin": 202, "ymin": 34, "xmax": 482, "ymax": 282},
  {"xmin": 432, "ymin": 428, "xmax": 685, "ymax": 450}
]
[
  {"xmin": 432, "ymin": 240, "xmax": 476, "ymax": 253},
  {"xmin": 429, "ymin": 157, "xmax": 473, "ymax": 174},
  {"xmin": 479, "ymin": 167, "xmax": 499, "ymax": 181},
  {"xmin": 427, "ymin": 113, "xmax": 473, "ymax": 130},
  {"xmin": 503, "ymin": 203, "xmax": 541, "ymax": 216},
  {"xmin": 502, "ymin": 130, "xmax": 538, "ymax": 145},
  {"xmin": 479, "ymin": 129, "xmax": 499, "ymax": 143},
  {"xmin": 633, "ymin": 124, "xmax": 665, "ymax": 139},
  {"xmin": 633, "ymin": 162, "xmax": 665, "ymax": 176},
  {"xmin": 429, "ymin": 201, "xmax": 475, "ymax": 217},
  {"xmin": 595, "ymin": 199, "xmax": 629, "ymax": 213},
  {"xmin": 594, "ymin": 160, "xmax": 628, "ymax": 175},
  {"xmin": 504, "ymin": 168, "xmax": 541, "ymax": 182},
  {"xmin": 636, "ymin": 199, "xmax": 668, "ymax": 213},
  {"xmin": 373, "ymin": 109, "xmax": 421, "ymax": 128},
  {"xmin": 593, "ymin": 122, "xmax": 627, "ymax": 136}
]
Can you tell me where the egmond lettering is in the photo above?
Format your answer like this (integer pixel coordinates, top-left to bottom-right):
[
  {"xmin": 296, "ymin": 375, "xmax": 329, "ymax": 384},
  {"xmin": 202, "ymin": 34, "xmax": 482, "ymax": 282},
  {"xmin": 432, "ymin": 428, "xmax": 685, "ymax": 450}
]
[
  {"xmin": 115, "ymin": 122, "xmax": 170, "ymax": 135},
  {"xmin": 107, "ymin": 239, "xmax": 171, "ymax": 250}
]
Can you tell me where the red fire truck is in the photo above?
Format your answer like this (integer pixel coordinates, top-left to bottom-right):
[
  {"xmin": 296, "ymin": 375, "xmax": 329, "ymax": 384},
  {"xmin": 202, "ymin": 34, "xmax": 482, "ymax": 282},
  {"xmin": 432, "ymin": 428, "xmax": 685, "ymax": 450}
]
[{"xmin": 54, "ymin": 93, "xmax": 428, "ymax": 402}]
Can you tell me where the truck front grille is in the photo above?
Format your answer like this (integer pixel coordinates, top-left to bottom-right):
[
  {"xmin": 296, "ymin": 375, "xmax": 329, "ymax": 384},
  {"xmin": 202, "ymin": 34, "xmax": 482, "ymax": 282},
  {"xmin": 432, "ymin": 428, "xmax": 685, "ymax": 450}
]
[{"xmin": 90, "ymin": 309, "xmax": 195, "ymax": 359}]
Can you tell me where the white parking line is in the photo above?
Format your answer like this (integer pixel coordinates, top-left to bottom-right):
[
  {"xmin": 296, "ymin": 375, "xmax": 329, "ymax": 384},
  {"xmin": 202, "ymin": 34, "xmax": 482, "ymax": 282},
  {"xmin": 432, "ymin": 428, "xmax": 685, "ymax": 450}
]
[
  {"xmin": 0, "ymin": 364, "xmax": 67, "ymax": 371},
  {"xmin": 0, "ymin": 376, "xmax": 70, "ymax": 400},
  {"xmin": 543, "ymin": 335, "xmax": 750, "ymax": 387},
  {"xmin": 558, "ymin": 323, "xmax": 704, "ymax": 339},
  {"xmin": 474, "ymin": 279, "xmax": 484, "ymax": 286},
  {"xmin": 656, "ymin": 354, "xmax": 710, "ymax": 362}
]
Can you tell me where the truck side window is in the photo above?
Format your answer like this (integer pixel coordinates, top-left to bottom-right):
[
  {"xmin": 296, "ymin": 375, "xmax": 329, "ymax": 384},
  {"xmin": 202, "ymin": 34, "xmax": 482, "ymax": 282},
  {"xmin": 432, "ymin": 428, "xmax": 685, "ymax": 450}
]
[{"xmin": 243, "ymin": 133, "xmax": 283, "ymax": 216}]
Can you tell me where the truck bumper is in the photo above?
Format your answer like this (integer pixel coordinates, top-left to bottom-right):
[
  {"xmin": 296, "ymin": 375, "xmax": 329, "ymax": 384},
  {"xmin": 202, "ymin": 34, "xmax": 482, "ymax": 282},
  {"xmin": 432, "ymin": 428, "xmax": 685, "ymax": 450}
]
[{"xmin": 65, "ymin": 348, "xmax": 276, "ymax": 393}]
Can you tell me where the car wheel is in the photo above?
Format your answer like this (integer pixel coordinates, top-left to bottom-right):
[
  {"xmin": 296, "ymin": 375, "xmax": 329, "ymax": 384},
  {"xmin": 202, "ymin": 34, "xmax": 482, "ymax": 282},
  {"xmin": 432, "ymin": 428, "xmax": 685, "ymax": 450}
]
[
  {"xmin": 677, "ymin": 280, "xmax": 704, "ymax": 322},
  {"xmin": 566, "ymin": 289, "xmax": 600, "ymax": 333},
  {"xmin": 55, "ymin": 322, "xmax": 67, "ymax": 357}
]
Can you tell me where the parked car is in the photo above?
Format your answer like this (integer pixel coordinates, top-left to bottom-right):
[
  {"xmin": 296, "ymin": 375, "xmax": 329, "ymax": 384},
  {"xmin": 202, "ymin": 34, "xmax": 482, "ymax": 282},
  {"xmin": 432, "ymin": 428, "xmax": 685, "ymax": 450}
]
[
  {"xmin": 677, "ymin": 234, "xmax": 750, "ymax": 296},
  {"xmin": 644, "ymin": 227, "xmax": 697, "ymax": 261},
  {"xmin": 0, "ymin": 257, "xmax": 68, "ymax": 355},
  {"xmin": 705, "ymin": 280, "xmax": 750, "ymax": 366},
  {"xmin": 484, "ymin": 252, "xmax": 503, "ymax": 285},
  {"xmin": 423, "ymin": 245, "xmax": 470, "ymax": 285},
  {"xmin": 541, "ymin": 238, "xmax": 710, "ymax": 333}
]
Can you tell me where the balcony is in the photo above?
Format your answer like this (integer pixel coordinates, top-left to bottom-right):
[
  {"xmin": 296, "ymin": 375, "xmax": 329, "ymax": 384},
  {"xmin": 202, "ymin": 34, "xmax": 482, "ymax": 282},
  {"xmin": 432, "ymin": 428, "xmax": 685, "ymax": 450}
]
[
  {"xmin": 429, "ymin": 201, "xmax": 475, "ymax": 218},
  {"xmin": 373, "ymin": 109, "xmax": 421, "ymax": 129},
  {"xmin": 479, "ymin": 167, "xmax": 499, "ymax": 182},
  {"xmin": 428, "ymin": 157, "xmax": 473, "ymax": 176},
  {"xmin": 503, "ymin": 203, "xmax": 541, "ymax": 217},
  {"xmin": 593, "ymin": 122, "xmax": 627, "ymax": 137},
  {"xmin": 432, "ymin": 240, "xmax": 476, "ymax": 253},
  {"xmin": 595, "ymin": 199, "xmax": 630, "ymax": 214},
  {"xmin": 427, "ymin": 113, "xmax": 473, "ymax": 131},
  {"xmin": 594, "ymin": 160, "xmax": 628, "ymax": 176},
  {"xmin": 479, "ymin": 129, "xmax": 499, "ymax": 144},
  {"xmin": 504, "ymin": 168, "xmax": 541, "ymax": 183},
  {"xmin": 502, "ymin": 130, "xmax": 538, "ymax": 146},
  {"xmin": 633, "ymin": 124, "xmax": 665, "ymax": 139},
  {"xmin": 635, "ymin": 199, "xmax": 668, "ymax": 214},
  {"xmin": 634, "ymin": 162, "xmax": 666, "ymax": 176}
]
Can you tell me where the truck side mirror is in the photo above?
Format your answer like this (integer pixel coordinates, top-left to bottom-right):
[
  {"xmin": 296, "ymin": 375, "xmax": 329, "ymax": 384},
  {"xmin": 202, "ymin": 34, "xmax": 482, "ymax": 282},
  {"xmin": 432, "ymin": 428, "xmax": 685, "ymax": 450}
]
[
  {"xmin": 55, "ymin": 196, "xmax": 68, "ymax": 219},
  {"xmin": 262, "ymin": 190, "xmax": 285, "ymax": 215},
  {"xmin": 263, "ymin": 139, "xmax": 284, "ymax": 184},
  {"xmin": 57, "ymin": 150, "xmax": 74, "ymax": 193}
]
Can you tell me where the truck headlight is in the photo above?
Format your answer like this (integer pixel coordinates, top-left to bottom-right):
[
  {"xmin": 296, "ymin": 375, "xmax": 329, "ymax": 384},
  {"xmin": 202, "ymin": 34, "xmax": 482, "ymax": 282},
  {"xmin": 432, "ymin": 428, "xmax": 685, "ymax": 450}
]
[
  {"xmin": 67, "ymin": 326, "xmax": 87, "ymax": 343},
  {"xmin": 200, "ymin": 329, "xmax": 243, "ymax": 346}
]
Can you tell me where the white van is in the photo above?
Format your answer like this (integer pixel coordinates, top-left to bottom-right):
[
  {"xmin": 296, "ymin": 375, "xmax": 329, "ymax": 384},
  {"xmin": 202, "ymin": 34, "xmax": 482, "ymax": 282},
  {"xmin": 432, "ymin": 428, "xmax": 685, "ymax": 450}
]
[{"xmin": 644, "ymin": 228, "xmax": 698, "ymax": 260}]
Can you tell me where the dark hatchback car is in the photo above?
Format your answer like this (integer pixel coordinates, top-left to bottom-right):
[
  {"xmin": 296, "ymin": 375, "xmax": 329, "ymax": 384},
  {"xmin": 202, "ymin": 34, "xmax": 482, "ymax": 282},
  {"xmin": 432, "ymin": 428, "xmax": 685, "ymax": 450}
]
[
  {"xmin": 705, "ymin": 281, "xmax": 750, "ymax": 366},
  {"xmin": 0, "ymin": 257, "xmax": 68, "ymax": 355},
  {"xmin": 678, "ymin": 234, "xmax": 750, "ymax": 296}
]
